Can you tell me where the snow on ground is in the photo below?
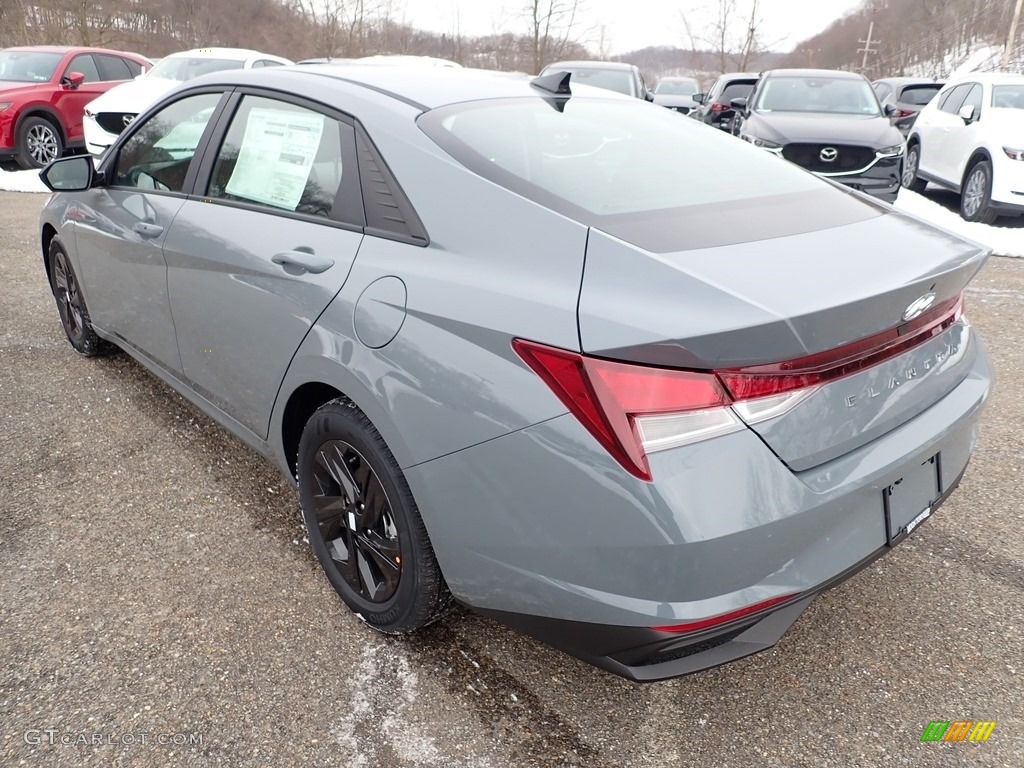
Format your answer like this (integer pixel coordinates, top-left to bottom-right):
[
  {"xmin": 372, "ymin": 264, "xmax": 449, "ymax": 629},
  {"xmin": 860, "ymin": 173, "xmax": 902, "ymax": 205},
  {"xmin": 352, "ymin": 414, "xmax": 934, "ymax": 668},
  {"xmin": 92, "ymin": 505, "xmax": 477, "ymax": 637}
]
[
  {"xmin": 2, "ymin": 163, "xmax": 1019, "ymax": 256},
  {"xmin": 0, "ymin": 168, "xmax": 48, "ymax": 193},
  {"xmin": 895, "ymin": 189, "xmax": 1024, "ymax": 258}
]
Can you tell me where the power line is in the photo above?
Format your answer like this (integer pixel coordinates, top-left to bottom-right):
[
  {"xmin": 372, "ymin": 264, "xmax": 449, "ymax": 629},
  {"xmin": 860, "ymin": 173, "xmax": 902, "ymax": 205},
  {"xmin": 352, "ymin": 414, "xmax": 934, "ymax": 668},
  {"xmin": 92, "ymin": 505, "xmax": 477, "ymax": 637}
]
[{"xmin": 858, "ymin": 21, "xmax": 878, "ymax": 70}]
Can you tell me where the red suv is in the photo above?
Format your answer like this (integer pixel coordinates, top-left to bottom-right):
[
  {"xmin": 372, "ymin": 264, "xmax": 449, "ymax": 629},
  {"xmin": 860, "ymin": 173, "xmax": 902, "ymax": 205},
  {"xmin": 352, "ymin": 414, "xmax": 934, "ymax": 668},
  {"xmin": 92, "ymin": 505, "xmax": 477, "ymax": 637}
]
[{"xmin": 0, "ymin": 46, "xmax": 150, "ymax": 170}]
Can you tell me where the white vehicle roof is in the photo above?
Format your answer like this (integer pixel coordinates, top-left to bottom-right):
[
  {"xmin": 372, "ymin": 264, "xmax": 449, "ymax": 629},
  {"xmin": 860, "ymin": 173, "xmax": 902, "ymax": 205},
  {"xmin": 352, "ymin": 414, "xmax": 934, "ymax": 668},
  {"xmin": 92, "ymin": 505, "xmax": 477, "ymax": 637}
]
[
  {"xmin": 945, "ymin": 71, "xmax": 1024, "ymax": 86},
  {"xmin": 165, "ymin": 47, "xmax": 288, "ymax": 63}
]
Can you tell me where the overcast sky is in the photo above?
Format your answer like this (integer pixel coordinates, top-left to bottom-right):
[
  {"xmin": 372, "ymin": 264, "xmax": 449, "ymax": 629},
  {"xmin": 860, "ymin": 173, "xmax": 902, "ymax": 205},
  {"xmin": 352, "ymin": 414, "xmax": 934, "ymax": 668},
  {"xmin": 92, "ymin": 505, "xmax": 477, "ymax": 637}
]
[{"xmin": 394, "ymin": 0, "xmax": 866, "ymax": 54}]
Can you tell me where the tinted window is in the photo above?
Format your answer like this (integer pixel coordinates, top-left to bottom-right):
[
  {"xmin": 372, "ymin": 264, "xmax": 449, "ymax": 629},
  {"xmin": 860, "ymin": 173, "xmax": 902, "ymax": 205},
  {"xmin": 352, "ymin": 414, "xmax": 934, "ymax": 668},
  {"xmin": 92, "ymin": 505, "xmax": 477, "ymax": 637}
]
[
  {"xmin": 898, "ymin": 84, "xmax": 941, "ymax": 105},
  {"xmin": 655, "ymin": 79, "xmax": 698, "ymax": 95},
  {"xmin": 421, "ymin": 97, "xmax": 824, "ymax": 217},
  {"xmin": 95, "ymin": 54, "xmax": 132, "ymax": 81},
  {"xmin": 960, "ymin": 84, "xmax": 983, "ymax": 118},
  {"xmin": 125, "ymin": 58, "xmax": 143, "ymax": 77},
  {"xmin": 0, "ymin": 51, "xmax": 63, "ymax": 82},
  {"xmin": 992, "ymin": 84, "xmax": 1024, "ymax": 109},
  {"xmin": 939, "ymin": 84, "xmax": 971, "ymax": 114},
  {"xmin": 208, "ymin": 95, "xmax": 350, "ymax": 220},
  {"xmin": 66, "ymin": 55, "xmax": 101, "ymax": 83},
  {"xmin": 718, "ymin": 82, "xmax": 754, "ymax": 104},
  {"xmin": 756, "ymin": 76, "xmax": 880, "ymax": 115},
  {"xmin": 114, "ymin": 92, "xmax": 221, "ymax": 193}
]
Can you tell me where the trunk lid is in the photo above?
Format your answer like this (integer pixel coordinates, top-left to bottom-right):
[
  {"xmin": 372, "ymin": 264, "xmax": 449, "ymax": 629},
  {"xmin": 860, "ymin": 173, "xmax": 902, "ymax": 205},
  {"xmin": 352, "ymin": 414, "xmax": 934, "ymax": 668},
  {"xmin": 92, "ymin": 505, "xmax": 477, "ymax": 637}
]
[{"xmin": 578, "ymin": 210, "xmax": 988, "ymax": 470}]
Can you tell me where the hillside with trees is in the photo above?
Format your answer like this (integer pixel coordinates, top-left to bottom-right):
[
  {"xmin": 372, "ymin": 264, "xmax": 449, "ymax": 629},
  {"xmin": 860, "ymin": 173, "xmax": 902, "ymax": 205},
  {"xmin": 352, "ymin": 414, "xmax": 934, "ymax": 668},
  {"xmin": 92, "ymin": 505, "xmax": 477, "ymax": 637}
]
[{"xmin": 784, "ymin": 0, "xmax": 1023, "ymax": 78}]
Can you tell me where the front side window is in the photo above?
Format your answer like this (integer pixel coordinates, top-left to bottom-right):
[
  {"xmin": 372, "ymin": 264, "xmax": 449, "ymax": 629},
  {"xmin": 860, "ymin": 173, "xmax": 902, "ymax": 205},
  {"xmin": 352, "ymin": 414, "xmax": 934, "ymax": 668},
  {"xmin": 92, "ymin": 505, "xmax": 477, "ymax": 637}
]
[
  {"xmin": 0, "ymin": 51, "xmax": 62, "ymax": 82},
  {"xmin": 207, "ymin": 95, "xmax": 350, "ymax": 220},
  {"xmin": 114, "ymin": 92, "xmax": 222, "ymax": 193},
  {"xmin": 66, "ymin": 55, "xmax": 100, "ymax": 84},
  {"xmin": 960, "ymin": 84, "xmax": 983, "ymax": 118},
  {"xmin": 756, "ymin": 76, "xmax": 880, "ymax": 115},
  {"xmin": 938, "ymin": 84, "xmax": 971, "ymax": 114}
]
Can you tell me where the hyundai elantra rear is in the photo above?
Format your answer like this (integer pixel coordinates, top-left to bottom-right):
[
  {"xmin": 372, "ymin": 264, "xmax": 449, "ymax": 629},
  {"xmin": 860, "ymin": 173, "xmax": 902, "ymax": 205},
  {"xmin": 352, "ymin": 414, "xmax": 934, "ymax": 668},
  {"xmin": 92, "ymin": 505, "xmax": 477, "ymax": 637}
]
[{"xmin": 38, "ymin": 67, "xmax": 991, "ymax": 682}]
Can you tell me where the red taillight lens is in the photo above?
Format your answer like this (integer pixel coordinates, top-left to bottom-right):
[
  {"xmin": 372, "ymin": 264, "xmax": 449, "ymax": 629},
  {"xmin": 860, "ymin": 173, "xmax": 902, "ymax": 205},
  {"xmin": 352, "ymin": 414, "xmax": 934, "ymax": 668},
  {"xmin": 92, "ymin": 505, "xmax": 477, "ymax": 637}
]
[
  {"xmin": 719, "ymin": 295, "xmax": 963, "ymax": 400},
  {"xmin": 651, "ymin": 593, "xmax": 799, "ymax": 634},
  {"xmin": 710, "ymin": 102, "xmax": 729, "ymax": 113},
  {"xmin": 512, "ymin": 340, "xmax": 734, "ymax": 481},
  {"xmin": 894, "ymin": 108, "xmax": 915, "ymax": 118},
  {"xmin": 514, "ymin": 292, "xmax": 964, "ymax": 481}
]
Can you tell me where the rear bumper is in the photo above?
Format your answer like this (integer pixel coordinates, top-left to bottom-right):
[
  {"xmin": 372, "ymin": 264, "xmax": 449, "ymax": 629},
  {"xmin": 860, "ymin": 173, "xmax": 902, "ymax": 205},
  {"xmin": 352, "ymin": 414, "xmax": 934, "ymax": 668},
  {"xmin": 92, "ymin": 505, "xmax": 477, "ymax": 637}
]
[{"xmin": 475, "ymin": 464, "xmax": 966, "ymax": 682}]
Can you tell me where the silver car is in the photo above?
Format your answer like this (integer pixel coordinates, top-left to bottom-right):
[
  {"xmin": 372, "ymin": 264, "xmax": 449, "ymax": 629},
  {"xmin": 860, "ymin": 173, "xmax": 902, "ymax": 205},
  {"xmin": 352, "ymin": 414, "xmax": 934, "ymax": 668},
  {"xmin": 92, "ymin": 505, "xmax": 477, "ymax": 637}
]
[{"xmin": 38, "ymin": 65, "xmax": 992, "ymax": 681}]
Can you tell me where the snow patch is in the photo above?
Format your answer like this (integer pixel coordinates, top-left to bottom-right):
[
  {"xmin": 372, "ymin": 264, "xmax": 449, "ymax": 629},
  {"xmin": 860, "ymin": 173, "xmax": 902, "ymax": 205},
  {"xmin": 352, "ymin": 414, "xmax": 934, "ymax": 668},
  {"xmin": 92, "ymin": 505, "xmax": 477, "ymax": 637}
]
[
  {"xmin": 894, "ymin": 189, "xmax": 1024, "ymax": 257},
  {"xmin": 0, "ymin": 168, "xmax": 48, "ymax": 193}
]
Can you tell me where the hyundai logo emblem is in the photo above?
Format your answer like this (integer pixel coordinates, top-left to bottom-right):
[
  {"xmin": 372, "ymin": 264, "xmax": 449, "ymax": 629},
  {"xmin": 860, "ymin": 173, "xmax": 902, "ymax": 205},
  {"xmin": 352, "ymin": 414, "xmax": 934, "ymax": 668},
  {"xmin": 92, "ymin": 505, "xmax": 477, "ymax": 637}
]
[
  {"xmin": 122, "ymin": 114, "xmax": 135, "ymax": 128},
  {"xmin": 819, "ymin": 147, "xmax": 838, "ymax": 163},
  {"xmin": 902, "ymin": 292, "xmax": 936, "ymax": 322}
]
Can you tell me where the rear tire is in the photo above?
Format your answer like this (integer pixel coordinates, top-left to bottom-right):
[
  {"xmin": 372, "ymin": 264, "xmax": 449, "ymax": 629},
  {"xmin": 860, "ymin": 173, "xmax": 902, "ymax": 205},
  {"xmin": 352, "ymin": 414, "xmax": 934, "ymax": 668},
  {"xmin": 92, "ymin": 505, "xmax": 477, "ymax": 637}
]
[
  {"xmin": 297, "ymin": 397, "xmax": 452, "ymax": 633},
  {"xmin": 16, "ymin": 116, "xmax": 63, "ymax": 169},
  {"xmin": 901, "ymin": 143, "xmax": 928, "ymax": 193},
  {"xmin": 960, "ymin": 160, "xmax": 998, "ymax": 225}
]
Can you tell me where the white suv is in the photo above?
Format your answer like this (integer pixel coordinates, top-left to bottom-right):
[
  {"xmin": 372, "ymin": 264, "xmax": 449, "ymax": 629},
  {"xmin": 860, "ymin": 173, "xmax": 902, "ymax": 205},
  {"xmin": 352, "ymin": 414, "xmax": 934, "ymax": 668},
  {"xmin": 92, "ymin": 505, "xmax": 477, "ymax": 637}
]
[{"xmin": 903, "ymin": 72, "xmax": 1024, "ymax": 223}]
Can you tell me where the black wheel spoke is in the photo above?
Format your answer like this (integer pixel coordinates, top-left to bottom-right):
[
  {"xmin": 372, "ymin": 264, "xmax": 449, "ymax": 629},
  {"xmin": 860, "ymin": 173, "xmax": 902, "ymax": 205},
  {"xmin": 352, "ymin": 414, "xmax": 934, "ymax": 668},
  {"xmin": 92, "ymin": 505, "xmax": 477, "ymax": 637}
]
[{"xmin": 306, "ymin": 438, "xmax": 403, "ymax": 604}]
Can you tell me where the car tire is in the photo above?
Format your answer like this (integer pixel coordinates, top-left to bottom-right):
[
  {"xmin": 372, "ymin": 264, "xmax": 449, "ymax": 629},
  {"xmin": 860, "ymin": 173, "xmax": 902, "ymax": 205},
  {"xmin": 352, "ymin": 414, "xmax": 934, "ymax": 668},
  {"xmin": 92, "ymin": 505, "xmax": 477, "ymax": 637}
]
[
  {"xmin": 16, "ymin": 116, "xmax": 64, "ymax": 169},
  {"xmin": 960, "ymin": 160, "xmax": 998, "ymax": 225},
  {"xmin": 901, "ymin": 143, "xmax": 928, "ymax": 193},
  {"xmin": 48, "ymin": 236, "xmax": 110, "ymax": 357},
  {"xmin": 297, "ymin": 397, "xmax": 453, "ymax": 634}
]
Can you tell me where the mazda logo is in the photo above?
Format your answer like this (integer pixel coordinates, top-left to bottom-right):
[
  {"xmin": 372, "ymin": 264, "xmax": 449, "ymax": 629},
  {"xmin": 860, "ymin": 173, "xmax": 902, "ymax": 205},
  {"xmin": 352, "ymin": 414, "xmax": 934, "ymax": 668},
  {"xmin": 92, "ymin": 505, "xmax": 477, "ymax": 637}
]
[
  {"xmin": 902, "ymin": 292, "xmax": 937, "ymax": 322},
  {"xmin": 819, "ymin": 147, "xmax": 838, "ymax": 163},
  {"xmin": 122, "ymin": 114, "xmax": 135, "ymax": 128}
]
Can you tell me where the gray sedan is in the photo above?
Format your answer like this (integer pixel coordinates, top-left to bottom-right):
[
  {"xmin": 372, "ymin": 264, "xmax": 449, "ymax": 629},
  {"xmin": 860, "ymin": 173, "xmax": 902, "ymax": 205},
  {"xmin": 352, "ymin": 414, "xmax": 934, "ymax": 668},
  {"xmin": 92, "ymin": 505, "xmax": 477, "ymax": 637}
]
[{"xmin": 37, "ymin": 65, "xmax": 991, "ymax": 681}]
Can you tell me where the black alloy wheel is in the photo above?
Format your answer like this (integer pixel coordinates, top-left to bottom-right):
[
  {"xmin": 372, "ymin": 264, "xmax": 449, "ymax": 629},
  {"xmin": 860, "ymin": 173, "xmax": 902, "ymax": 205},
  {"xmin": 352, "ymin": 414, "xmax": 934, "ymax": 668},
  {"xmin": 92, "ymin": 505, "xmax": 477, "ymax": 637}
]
[{"xmin": 48, "ymin": 236, "xmax": 107, "ymax": 356}]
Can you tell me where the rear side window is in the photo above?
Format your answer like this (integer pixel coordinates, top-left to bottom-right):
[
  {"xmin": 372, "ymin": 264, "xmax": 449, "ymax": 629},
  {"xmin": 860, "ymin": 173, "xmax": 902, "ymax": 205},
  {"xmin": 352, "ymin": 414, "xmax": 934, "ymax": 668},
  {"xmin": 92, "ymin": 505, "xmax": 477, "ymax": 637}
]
[
  {"xmin": 125, "ymin": 58, "xmax": 144, "ymax": 77},
  {"xmin": 718, "ymin": 82, "xmax": 754, "ymax": 104},
  {"xmin": 95, "ymin": 54, "xmax": 132, "ymax": 81},
  {"xmin": 207, "ymin": 95, "xmax": 360, "ymax": 223},
  {"xmin": 899, "ymin": 84, "xmax": 941, "ymax": 105},
  {"xmin": 66, "ymin": 54, "xmax": 100, "ymax": 83}
]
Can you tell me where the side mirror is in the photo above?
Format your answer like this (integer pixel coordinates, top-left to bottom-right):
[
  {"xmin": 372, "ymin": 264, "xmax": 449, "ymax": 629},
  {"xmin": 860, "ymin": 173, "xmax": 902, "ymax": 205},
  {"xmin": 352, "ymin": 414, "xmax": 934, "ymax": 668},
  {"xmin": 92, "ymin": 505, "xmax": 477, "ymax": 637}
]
[
  {"xmin": 692, "ymin": 93, "xmax": 705, "ymax": 105},
  {"xmin": 883, "ymin": 103, "xmax": 897, "ymax": 117},
  {"xmin": 39, "ymin": 155, "xmax": 96, "ymax": 192},
  {"xmin": 61, "ymin": 71, "xmax": 86, "ymax": 89},
  {"xmin": 958, "ymin": 104, "xmax": 977, "ymax": 123},
  {"xmin": 730, "ymin": 96, "xmax": 748, "ymax": 113},
  {"xmin": 644, "ymin": 90, "xmax": 655, "ymax": 102}
]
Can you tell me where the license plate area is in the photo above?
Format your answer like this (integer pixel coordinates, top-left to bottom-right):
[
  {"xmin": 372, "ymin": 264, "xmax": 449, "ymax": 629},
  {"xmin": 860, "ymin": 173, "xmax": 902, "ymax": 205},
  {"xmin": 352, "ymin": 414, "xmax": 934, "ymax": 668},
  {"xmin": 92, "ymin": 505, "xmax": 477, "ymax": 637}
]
[{"xmin": 884, "ymin": 454, "xmax": 941, "ymax": 546}]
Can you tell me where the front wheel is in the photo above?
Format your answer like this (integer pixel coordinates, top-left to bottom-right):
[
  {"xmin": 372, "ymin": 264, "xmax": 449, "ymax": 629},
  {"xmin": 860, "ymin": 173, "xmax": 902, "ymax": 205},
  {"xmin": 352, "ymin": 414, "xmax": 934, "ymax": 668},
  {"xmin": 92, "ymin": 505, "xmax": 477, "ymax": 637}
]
[
  {"xmin": 17, "ymin": 116, "xmax": 63, "ymax": 169},
  {"xmin": 297, "ymin": 398, "xmax": 452, "ymax": 633},
  {"xmin": 48, "ymin": 236, "xmax": 109, "ymax": 356},
  {"xmin": 901, "ymin": 144, "xmax": 927, "ymax": 193},
  {"xmin": 961, "ymin": 161, "xmax": 999, "ymax": 225}
]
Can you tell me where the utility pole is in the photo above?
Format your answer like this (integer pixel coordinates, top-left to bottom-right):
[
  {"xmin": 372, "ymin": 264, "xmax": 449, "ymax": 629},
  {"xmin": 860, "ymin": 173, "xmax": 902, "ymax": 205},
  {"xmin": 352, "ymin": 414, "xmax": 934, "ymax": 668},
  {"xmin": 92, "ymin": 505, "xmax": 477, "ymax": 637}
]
[
  {"xmin": 858, "ymin": 21, "xmax": 878, "ymax": 71},
  {"xmin": 1005, "ymin": 0, "xmax": 1024, "ymax": 70}
]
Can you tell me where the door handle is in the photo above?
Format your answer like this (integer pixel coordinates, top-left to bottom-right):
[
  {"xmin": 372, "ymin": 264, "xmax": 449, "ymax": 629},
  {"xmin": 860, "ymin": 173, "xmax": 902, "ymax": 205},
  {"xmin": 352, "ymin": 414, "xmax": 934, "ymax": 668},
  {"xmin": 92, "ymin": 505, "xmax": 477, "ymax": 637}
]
[
  {"xmin": 133, "ymin": 222, "xmax": 164, "ymax": 238},
  {"xmin": 271, "ymin": 248, "xmax": 334, "ymax": 274}
]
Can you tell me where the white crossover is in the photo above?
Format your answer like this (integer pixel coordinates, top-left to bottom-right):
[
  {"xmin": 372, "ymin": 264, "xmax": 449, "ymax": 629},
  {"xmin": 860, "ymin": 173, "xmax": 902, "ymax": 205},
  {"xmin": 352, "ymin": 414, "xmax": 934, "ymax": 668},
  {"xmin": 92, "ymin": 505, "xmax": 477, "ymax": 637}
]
[{"xmin": 903, "ymin": 71, "xmax": 1024, "ymax": 223}]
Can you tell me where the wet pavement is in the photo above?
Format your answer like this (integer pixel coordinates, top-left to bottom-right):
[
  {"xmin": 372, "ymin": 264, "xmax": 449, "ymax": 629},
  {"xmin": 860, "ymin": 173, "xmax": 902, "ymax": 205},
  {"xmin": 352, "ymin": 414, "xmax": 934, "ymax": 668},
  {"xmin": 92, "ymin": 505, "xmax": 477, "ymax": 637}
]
[{"xmin": 1, "ymin": 190, "xmax": 1022, "ymax": 766}]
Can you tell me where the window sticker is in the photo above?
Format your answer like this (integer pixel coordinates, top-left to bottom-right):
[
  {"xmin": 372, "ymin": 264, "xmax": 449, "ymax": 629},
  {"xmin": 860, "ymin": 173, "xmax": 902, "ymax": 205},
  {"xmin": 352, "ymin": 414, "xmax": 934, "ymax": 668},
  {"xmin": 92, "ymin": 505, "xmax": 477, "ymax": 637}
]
[{"xmin": 225, "ymin": 107, "xmax": 326, "ymax": 211}]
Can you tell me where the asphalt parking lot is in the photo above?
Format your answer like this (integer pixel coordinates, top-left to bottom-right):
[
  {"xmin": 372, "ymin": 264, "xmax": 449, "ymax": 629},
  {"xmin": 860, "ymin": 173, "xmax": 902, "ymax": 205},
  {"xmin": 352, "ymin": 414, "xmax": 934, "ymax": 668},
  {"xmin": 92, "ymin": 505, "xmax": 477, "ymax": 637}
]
[{"xmin": 1, "ymin": 189, "xmax": 1022, "ymax": 767}]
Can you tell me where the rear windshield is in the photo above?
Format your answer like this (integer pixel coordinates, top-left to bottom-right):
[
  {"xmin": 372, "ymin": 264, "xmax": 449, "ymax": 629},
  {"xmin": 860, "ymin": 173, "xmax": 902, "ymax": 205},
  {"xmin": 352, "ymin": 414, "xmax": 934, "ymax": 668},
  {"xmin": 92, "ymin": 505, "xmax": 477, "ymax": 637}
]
[
  {"xmin": 992, "ymin": 85, "xmax": 1024, "ymax": 109},
  {"xmin": 552, "ymin": 68, "xmax": 636, "ymax": 97},
  {"xmin": 655, "ymin": 79, "xmax": 697, "ymax": 96},
  {"xmin": 0, "ymin": 51, "xmax": 62, "ymax": 82},
  {"xmin": 718, "ymin": 82, "xmax": 754, "ymax": 103},
  {"xmin": 757, "ymin": 76, "xmax": 880, "ymax": 116},
  {"xmin": 419, "ymin": 97, "xmax": 875, "ymax": 251},
  {"xmin": 899, "ymin": 84, "xmax": 942, "ymax": 105},
  {"xmin": 148, "ymin": 56, "xmax": 245, "ymax": 82}
]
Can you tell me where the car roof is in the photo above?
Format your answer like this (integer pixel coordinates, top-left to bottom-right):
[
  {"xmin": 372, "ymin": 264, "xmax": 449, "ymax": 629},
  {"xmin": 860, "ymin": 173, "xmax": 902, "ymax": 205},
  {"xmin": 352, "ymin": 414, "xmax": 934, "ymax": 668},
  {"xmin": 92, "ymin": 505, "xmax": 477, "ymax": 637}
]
[
  {"xmin": 201, "ymin": 65, "xmax": 634, "ymax": 110},
  {"xmin": 165, "ymin": 47, "xmax": 269, "ymax": 60},
  {"xmin": 715, "ymin": 72, "xmax": 759, "ymax": 82},
  {"xmin": 946, "ymin": 71, "xmax": 1024, "ymax": 85},
  {"xmin": 658, "ymin": 76, "xmax": 697, "ymax": 82},
  {"xmin": 764, "ymin": 68, "xmax": 865, "ymax": 80},
  {"xmin": 1, "ymin": 45, "xmax": 140, "ymax": 56},
  {"xmin": 544, "ymin": 60, "xmax": 636, "ymax": 72},
  {"xmin": 873, "ymin": 77, "xmax": 943, "ymax": 86}
]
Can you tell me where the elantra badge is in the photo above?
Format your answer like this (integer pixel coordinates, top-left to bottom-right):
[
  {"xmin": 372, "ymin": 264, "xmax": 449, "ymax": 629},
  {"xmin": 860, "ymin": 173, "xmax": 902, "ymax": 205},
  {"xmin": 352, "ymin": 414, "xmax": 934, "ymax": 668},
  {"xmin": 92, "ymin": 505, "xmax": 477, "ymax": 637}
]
[
  {"xmin": 819, "ymin": 147, "xmax": 838, "ymax": 163},
  {"xmin": 903, "ymin": 292, "xmax": 936, "ymax": 321}
]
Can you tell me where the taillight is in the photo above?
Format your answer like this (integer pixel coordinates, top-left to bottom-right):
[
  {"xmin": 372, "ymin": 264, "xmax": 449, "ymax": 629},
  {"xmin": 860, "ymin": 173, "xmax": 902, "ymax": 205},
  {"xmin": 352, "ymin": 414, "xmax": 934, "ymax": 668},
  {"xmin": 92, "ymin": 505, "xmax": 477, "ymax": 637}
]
[
  {"xmin": 710, "ymin": 102, "xmax": 729, "ymax": 113},
  {"xmin": 512, "ymin": 340, "xmax": 740, "ymax": 481},
  {"xmin": 894, "ymin": 108, "xmax": 915, "ymax": 118},
  {"xmin": 514, "ymin": 292, "xmax": 964, "ymax": 481}
]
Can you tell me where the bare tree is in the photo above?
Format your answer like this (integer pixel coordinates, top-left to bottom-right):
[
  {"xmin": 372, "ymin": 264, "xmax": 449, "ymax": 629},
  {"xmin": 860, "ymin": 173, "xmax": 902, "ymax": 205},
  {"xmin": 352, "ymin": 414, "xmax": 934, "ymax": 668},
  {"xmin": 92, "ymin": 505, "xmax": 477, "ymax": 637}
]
[
  {"xmin": 522, "ymin": 0, "xmax": 584, "ymax": 74},
  {"xmin": 681, "ymin": 0, "xmax": 783, "ymax": 75}
]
